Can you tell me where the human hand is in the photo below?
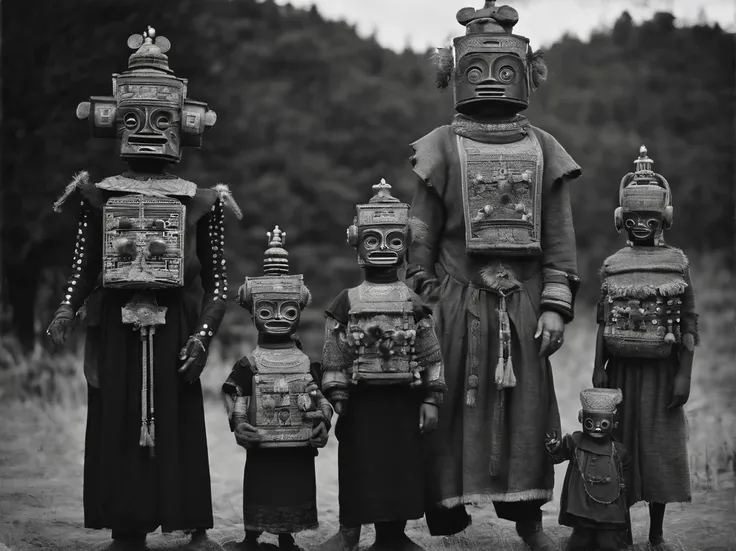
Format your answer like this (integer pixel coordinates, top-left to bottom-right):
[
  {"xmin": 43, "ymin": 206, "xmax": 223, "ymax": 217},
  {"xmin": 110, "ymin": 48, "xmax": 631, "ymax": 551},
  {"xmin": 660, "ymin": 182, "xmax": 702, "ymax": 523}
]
[
  {"xmin": 47, "ymin": 305, "xmax": 75, "ymax": 348},
  {"xmin": 177, "ymin": 336, "xmax": 207, "ymax": 383},
  {"xmin": 310, "ymin": 422, "xmax": 329, "ymax": 448},
  {"xmin": 234, "ymin": 422, "xmax": 262, "ymax": 449},
  {"xmin": 545, "ymin": 430, "xmax": 562, "ymax": 455},
  {"xmin": 419, "ymin": 403, "xmax": 438, "ymax": 434},
  {"xmin": 535, "ymin": 311, "xmax": 565, "ymax": 357},
  {"xmin": 669, "ymin": 374, "xmax": 691, "ymax": 409}
]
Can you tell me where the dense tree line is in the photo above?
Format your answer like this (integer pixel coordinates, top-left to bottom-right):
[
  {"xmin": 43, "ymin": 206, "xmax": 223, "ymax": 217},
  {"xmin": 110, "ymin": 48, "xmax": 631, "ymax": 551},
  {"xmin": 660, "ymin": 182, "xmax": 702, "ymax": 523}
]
[{"xmin": 1, "ymin": 0, "xmax": 733, "ymax": 350}]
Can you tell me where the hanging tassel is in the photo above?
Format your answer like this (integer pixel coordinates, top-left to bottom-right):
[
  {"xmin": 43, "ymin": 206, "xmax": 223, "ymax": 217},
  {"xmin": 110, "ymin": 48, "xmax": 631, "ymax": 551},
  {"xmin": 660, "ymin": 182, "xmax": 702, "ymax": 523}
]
[
  {"xmin": 213, "ymin": 183, "xmax": 243, "ymax": 220},
  {"xmin": 140, "ymin": 327, "xmax": 149, "ymax": 448},
  {"xmin": 465, "ymin": 388, "xmax": 477, "ymax": 407},
  {"xmin": 53, "ymin": 171, "xmax": 90, "ymax": 213},
  {"xmin": 148, "ymin": 328, "xmax": 156, "ymax": 457},
  {"xmin": 495, "ymin": 295, "xmax": 507, "ymax": 390},
  {"xmin": 495, "ymin": 357, "xmax": 505, "ymax": 390},
  {"xmin": 503, "ymin": 355, "xmax": 517, "ymax": 388}
]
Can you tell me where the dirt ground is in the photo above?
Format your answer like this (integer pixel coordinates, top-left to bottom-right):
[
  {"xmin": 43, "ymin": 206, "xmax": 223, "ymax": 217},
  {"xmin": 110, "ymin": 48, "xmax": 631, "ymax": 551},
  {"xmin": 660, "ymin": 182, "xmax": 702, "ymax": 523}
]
[{"xmin": 0, "ymin": 399, "xmax": 734, "ymax": 551}]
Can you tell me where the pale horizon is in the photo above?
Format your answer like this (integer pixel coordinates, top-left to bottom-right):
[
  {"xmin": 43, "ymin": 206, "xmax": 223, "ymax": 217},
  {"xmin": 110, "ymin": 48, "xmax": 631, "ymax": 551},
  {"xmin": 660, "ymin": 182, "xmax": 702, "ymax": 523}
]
[{"xmin": 273, "ymin": 0, "xmax": 736, "ymax": 52}]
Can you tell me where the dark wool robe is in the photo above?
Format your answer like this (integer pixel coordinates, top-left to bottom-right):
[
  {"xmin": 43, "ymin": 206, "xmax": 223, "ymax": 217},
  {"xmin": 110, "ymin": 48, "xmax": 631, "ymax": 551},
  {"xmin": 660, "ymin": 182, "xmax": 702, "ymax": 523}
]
[
  {"xmin": 407, "ymin": 118, "xmax": 581, "ymax": 507},
  {"xmin": 61, "ymin": 176, "xmax": 228, "ymax": 533},
  {"xmin": 599, "ymin": 246, "xmax": 697, "ymax": 505},
  {"xmin": 222, "ymin": 356, "xmax": 323, "ymax": 535},
  {"xmin": 323, "ymin": 288, "xmax": 436, "ymax": 527}
]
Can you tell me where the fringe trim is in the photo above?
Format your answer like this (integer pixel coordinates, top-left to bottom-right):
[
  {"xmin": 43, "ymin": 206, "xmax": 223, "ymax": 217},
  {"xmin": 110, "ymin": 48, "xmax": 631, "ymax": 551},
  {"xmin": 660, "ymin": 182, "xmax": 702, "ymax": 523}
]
[
  {"xmin": 437, "ymin": 489, "xmax": 553, "ymax": 508},
  {"xmin": 53, "ymin": 171, "xmax": 90, "ymax": 213},
  {"xmin": 213, "ymin": 183, "xmax": 243, "ymax": 220},
  {"xmin": 607, "ymin": 279, "xmax": 687, "ymax": 299}
]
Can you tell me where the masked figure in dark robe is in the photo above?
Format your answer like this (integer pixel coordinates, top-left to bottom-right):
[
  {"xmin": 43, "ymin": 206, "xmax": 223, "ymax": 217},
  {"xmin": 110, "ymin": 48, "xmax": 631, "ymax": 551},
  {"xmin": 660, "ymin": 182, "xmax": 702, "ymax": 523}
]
[
  {"xmin": 545, "ymin": 389, "xmax": 633, "ymax": 551},
  {"xmin": 46, "ymin": 27, "xmax": 241, "ymax": 551},
  {"xmin": 594, "ymin": 146, "xmax": 696, "ymax": 548},
  {"xmin": 222, "ymin": 226, "xmax": 333, "ymax": 551},
  {"xmin": 318, "ymin": 180, "xmax": 446, "ymax": 551},
  {"xmin": 407, "ymin": 2, "xmax": 582, "ymax": 549}
]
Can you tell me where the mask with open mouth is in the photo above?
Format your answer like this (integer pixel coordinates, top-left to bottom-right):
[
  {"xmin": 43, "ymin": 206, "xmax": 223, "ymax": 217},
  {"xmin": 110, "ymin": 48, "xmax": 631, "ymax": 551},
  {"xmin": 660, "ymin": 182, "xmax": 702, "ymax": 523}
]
[
  {"xmin": 347, "ymin": 179, "xmax": 412, "ymax": 269},
  {"xmin": 578, "ymin": 388, "xmax": 622, "ymax": 440},
  {"xmin": 238, "ymin": 226, "xmax": 311, "ymax": 337},
  {"xmin": 614, "ymin": 146, "xmax": 674, "ymax": 244},
  {"xmin": 75, "ymin": 26, "xmax": 217, "ymax": 167}
]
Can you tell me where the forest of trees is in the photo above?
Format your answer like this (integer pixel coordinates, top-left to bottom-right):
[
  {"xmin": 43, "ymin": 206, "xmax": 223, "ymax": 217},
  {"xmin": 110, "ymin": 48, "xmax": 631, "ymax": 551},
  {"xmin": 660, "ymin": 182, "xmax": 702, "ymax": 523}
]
[{"xmin": 1, "ymin": 0, "xmax": 733, "ymax": 352}]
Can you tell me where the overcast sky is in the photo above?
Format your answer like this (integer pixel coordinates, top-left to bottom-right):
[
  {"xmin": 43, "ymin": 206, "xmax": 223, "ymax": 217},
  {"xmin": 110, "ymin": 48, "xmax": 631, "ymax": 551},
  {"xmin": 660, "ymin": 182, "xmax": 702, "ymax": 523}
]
[{"xmin": 272, "ymin": 0, "xmax": 735, "ymax": 51}]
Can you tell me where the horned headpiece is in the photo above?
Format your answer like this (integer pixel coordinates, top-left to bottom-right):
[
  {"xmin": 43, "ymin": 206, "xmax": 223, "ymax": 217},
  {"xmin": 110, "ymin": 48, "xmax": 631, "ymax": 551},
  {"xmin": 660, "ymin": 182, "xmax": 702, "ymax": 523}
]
[
  {"xmin": 433, "ymin": 1, "xmax": 548, "ymax": 116},
  {"xmin": 75, "ymin": 26, "xmax": 217, "ymax": 163}
]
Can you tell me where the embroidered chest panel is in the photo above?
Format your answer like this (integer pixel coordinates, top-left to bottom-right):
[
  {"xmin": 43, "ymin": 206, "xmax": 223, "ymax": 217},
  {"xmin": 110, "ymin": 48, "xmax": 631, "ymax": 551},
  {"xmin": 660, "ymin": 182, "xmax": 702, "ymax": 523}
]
[
  {"xmin": 457, "ymin": 133, "xmax": 544, "ymax": 256},
  {"xmin": 252, "ymin": 346, "xmax": 314, "ymax": 447},
  {"xmin": 103, "ymin": 195, "xmax": 185, "ymax": 289},
  {"xmin": 347, "ymin": 282, "xmax": 417, "ymax": 385},
  {"xmin": 602, "ymin": 272, "xmax": 686, "ymax": 359}
]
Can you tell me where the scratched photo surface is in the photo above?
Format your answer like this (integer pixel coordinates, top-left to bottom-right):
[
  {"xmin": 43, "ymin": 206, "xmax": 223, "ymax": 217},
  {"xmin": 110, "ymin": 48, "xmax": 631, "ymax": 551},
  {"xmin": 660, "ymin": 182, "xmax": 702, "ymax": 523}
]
[{"xmin": 1, "ymin": 0, "xmax": 734, "ymax": 549}]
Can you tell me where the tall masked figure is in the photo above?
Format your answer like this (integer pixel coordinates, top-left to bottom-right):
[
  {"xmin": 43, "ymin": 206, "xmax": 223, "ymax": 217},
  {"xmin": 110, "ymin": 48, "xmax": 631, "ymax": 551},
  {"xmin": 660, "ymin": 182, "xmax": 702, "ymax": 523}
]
[
  {"xmin": 594, "ymin": 146, "xmax": 697, "ymax": 547},
  {"xmin": 318, "ymin": 180, "xmax": 446, "ymax": 551},
  {"xmin": 407, "ymin": 2, "xmax": 582, "ymax": 549},
  {"xmin": 46, "ymin": 27, "xmax": 241, "ymax": 551}
]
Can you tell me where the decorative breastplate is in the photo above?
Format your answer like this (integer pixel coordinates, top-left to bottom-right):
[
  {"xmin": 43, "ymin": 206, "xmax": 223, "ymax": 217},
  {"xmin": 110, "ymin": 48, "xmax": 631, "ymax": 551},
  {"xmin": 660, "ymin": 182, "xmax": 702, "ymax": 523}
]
[
  {"xmin": 251, "ymin": 345, "xmax": 315, "ymax": 448},
  {"xmin": 346, "ymin": 281, "xmax": 418, "ymax": 385},
  {"xmin": 457, "ymin": 132, "xmax": 544, "ymax": 256},
  {"xmin": 103, "ymin": 195, "xmax": 185, "ymax": 289},
  {"xmin": 574, "ymin": 446, "xmax": 623, "ymax": 506},
  {"xmin": 603, "ymin": 279, "xmax": 684, "ymax": 359}
]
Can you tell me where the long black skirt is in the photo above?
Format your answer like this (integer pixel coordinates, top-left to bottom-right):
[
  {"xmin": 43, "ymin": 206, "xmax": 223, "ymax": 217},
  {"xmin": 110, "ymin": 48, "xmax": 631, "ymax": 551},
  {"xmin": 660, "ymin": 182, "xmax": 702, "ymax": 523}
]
[
  {"xmin": 335, "ymin": 385, "xmax": 425, "ymax": 526},
  {"xmin": 83, "ymin": 288, "xmax": 213, "ymax": 533}
]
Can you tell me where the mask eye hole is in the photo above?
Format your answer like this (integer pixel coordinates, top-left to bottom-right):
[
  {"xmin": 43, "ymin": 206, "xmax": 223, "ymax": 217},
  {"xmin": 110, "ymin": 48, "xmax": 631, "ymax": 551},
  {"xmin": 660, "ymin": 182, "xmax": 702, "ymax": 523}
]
[
  {"xmin": 647, "ymin": 219, "xmax": 659, "ymax": 229},
  {"xmin": 123, "ymin": 113, "xmax": 139, "ymax": 130},
  {"xmin": 584, "ymin": 419, "xmax": 594, "ymax": 430},
  {"xmin": 281, "ymin": 306, "xmax": 299, "ymax": 321},
  {"xmin": 155, "ymin": 114, "xmax": 171, "ymax": 130},
  {"xmin": 364, "ymin": 236, "xmax": 379, "ymax": 249},
  {"xmin": 498, "ymin": 66, "xmax": 516, "ymax": 83},
  {"xmin": 600, "ymin": 420, "xmax": 611, "ymax": 430},
  {"xmin": 467, "ymin": 67, "xmax": 483, "ymax": 84},
  {"xmin": 389, "ymin": 237, "xmax": 404, "ymax": 249},
  {"xmin": 257, "ymin": 305, "xmax": 274, "ymax": 319},
  {"xmin": 625, "ymin": 218, "xmax": 636, "ymax": 228}
]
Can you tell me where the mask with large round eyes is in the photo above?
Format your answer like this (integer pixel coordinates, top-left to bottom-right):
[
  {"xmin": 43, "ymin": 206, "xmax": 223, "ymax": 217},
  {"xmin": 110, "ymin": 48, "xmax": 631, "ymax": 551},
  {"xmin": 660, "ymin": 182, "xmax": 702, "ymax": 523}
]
[
  {"xmin": 363, "ymin": 233, "xmax": 380, "ymax": 250},
  {"xmin": 386, "ymin": 231, "xmax": 406, "ymax": 251},
  {"xmin": 154, "ymin": 112, "xmax": 171, "ymax": 131},
  {"xmin": 253, "ymin": 299, "xmax": 301, "ymax": 336},
  {"xmin": 581, "ymin": 412, "xmax": 615, "ymax": 439},
  {"xmin": 279, "ymin": 301, "xmax": 300, "ymax": 322},
  {"xmin": 467, "ymin": 66, "xmax": 484, "ymax": 84},
  {"xmin": 498, "ymin": 65, "xmax": 516, "ymax": 84},
  {"xmin": 357, "ymin": 227, "xmax": 408, "ymax": 268},
  {"xmin": 623, "ymin": 211, "xmax": 663, "ymax": 243},
  {"xmin": 123, "ymin": 111, "xmax": 140, "ymax": 132}
]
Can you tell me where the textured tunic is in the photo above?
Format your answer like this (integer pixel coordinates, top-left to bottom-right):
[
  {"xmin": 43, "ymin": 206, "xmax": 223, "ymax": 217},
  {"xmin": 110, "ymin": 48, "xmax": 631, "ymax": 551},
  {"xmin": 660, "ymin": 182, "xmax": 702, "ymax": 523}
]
[
  {"xmin": 322, "ymin": 285, "xmax": 444, "ymax": 526},
  {"xmin": 222, "ymin": 356, "xmax": 324, "ymax": 534},
  {"xmin": 599, "ymin": 246, "xmax": 697, "ymax": 505},
  {"xmin": 552, "ymin": 432, "xmax": 632, "ymax": 530},
  {"xmin": 407, "ymin": 118, "xmax": 581, "ymax": 506},
  {"xmin": 60, "ymin": 176, "xmax": 228, "ymax": 533}
]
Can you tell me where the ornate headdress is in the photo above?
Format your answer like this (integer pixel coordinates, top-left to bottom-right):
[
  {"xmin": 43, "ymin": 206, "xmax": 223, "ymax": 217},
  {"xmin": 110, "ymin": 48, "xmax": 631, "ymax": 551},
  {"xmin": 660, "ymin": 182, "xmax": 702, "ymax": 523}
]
[
  {"xmin": 348, "ymin": 179, "xmax": 410, "ymax": 239},
  {"xmin": 579, "ymin": 388, "xmax": 623, "ymax": 414},
  {"xmin": 75, "ymin": 26, "xmax": 216, "ymax": 159},
  {"xmin": 614, "ymin": 145, "xmax": 674, "ymax": 231},
  {"xmin": 239, "ymin": 226, "xmax": 311, "ymax": 312},
  {"xmin": 433, "ymin": 1, "xmax": 548, "ymax": 113}
]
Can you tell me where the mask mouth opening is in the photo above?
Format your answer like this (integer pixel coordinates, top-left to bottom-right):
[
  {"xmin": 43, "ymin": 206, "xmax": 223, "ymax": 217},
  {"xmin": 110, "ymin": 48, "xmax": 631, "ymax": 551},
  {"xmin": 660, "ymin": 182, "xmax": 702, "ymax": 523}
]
[
  {"xmin": 264, "ymin": 321, "xmax": 292, "ymax": 332},
  {"xmin": 631, "ymin": 228, "xmax": 654, "ymax": 239},
  {"xmin": 475, "ymin": 85, "xmax": 506, "ymax": 97},
  {"xmin": 366, "ymin": 251, "xmax": 399, "ymax": 264}
]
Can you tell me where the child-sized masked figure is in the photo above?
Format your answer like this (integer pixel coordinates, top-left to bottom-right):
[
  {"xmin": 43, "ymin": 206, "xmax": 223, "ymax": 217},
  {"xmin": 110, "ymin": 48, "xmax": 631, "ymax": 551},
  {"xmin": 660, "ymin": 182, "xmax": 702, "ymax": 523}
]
[
  {"xmin": 594, "ymin": 146, "xmax": 697, "ymax": 547},
  {"xmin": 408, "ymin": 2, "xmax": 582, "ymax": 549},
  {"xmin": 223, "ymin": 227, "xmax": 333, "ymax": 551},
  {"xmin": 318, "ymin": 180, "xmax": 446, "ymax": 551},
  {"xmin": 46, "ymin": 27, "xmax": 241, "ymax": 551},
  {"xmin": 545, "ymin": 389, "xmax": 633, "ymax": 551}
]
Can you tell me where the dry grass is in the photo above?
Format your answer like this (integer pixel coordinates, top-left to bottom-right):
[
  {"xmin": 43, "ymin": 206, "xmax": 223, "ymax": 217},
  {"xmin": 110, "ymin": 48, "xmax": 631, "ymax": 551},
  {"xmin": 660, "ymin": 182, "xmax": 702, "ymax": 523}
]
[{"xmin": 0, "ymin": 252, "xmax": 734, "ymax": 550}]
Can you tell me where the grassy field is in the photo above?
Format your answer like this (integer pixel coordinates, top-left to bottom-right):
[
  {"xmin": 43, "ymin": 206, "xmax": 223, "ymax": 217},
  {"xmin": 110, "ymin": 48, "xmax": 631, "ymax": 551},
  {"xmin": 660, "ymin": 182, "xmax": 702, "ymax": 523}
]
[{"xmin": 0, "ymin": 258, "xmax": 734, "ymax": 550}]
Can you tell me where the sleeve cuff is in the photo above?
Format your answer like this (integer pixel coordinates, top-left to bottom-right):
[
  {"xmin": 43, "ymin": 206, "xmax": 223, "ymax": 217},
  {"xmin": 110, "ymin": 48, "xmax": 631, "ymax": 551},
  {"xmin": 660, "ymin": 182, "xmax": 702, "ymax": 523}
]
[
  {"xmin": 424, "ymin": 390, "xmax": 444, "ymax": 406},
  {"xmin": 541, "ymin": 269, "xmax": 580, "ymax": 322}
]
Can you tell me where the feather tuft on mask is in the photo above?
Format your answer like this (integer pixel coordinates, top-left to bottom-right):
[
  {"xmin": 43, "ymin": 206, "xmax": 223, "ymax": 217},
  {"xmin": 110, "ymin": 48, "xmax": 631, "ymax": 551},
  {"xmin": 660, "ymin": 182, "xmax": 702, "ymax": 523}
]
[
  {"xmin": 408, "ymin": 217, "xmax": 429, "ymax": 242},
  {"xmin": 213, "ymin": 183, "xmax": 243, "ymax": 220},
  {"xmin": 432, "ymin": 47, "xmax": 454, "ymax": 90},
  {"xmin": 528, "ymin": 48, "xmax": 548, "ymax": 90},
  {"xmin": 53, "ymin": 171, "xmax": 90, "ymax": 213}
]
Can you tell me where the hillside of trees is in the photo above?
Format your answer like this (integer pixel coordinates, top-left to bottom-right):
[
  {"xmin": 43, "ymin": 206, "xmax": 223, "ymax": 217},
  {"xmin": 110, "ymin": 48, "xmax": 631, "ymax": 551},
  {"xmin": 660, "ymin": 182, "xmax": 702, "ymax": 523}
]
[{"xmin": 2, "ymin": 0, "xmax": 733, "ymax": 351}]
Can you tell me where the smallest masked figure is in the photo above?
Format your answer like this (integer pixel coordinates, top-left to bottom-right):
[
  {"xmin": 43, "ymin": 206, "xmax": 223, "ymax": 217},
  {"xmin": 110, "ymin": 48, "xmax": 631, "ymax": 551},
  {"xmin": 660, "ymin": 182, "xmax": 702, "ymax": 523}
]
[
  {"xmin": 222, "ymin": 226, "xmax": 333, "ymax": 551},
  {"xmin": 545, "ymin": 389, "xmax": 632, "ymax": 551}
]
